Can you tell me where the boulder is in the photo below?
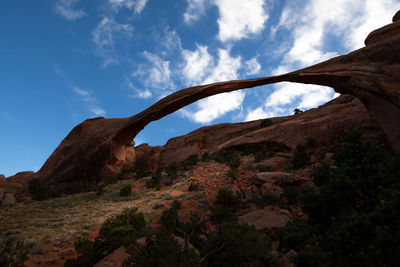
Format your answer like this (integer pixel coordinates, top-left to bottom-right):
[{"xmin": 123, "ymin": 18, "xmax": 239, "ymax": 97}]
[
  {"xmin": 218, "ymin": 95, "xmax": 383, "ymax": 153},
  {"xmin": 6, "ymin": 171, "xmax": 37, "ymax": 193},
  {"xmin": 134, "ymin": 143, "xmax": 162, "ymax": 173},
  {"xmin": 0, "ymin": 182, "xmax": 23, "ymax": 194},
  {"xmin": 224, "ymin": 184, "xmax": 242, "ymax": 197},
  {"xmin": 261, "ymin": 183, "xmax": 283, "ymax": 196},
  {"xmin": 93, "ymin": 247, "xmax": 129, "ymax": 267},
  {"xmin": 238, "ymin": 207, "xmax": 291, "ymax": 231},
  {"xmin": 2, "ymin": 193, "xmax": 15, "ymax": 206},
  {"xmin": 258, "ymin": 157, "xmax": 290, "ymax": 171}
]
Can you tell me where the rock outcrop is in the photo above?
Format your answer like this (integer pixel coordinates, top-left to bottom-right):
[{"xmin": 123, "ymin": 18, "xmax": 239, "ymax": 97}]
[
  {"xmin": 137, "ymin": 95, "xmax": 384, "ymax": 171},
  {"xmin": 238, "ymin": 207, "xmax": 292, "ymax": 231},
  {"xmin": 9, "ymin": 12, "xmax": 399, "ymax": 194}
]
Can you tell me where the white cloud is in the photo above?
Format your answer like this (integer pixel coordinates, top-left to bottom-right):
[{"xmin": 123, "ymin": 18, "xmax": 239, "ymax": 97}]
[
  {"xmin": 245, "ymin": 83, "xmax": 334, "ymax": 121},
  {"xmin": 133, "ymin": 51, "xmax": 175, "ymax": 91},
  {"xmin": 73, "ymin": 87, "xmax": 106, "ymax": 117},
  {"xmin": 92, "ymin": 17, "xmax": 134, "ymax": 67},
  {"xmin": 55, "ymin": 0, "xmax": 86, "ymax": 21},
  {"xmin": 124, "ymin": 78, "xmax": 153, "ymax": 99},
  {"xmin": 245, "ymin": 57, "xmax": 261, "ymax": 75},
  {"xmin": 161, "ymin": 28, "xmax": 182, "ymax": 52},
  {"xmin": 184, "ymin": 0, "xmax": 208, "ymax": 24},
  {"xmin": 246, "ymin": 0, "xmax": 400, "ymax": 121},
  {"xmin": 183, "ymin": 91, "xmax": 245, "ymax": 124},
  {"xmin": 278, "ymin": 0, "xmax": 399, "ymax": 68},
  {"xmin": 203, "ymin": 48, "xmax": 241, "ymax": 84},
  {"xmin": 214, "ymin": 0, "xmax": 269, "ymax": 42},
  {"xmin": 181, "ymin": 48, "xmax": 245, "ymax": 124},
  {"xmin": 108, "ymin": 0, "xmax": 148, "ymax": 14},
  {"xmin": 182, "ymin": 45, "xmax": 213, "ymax": 85}
]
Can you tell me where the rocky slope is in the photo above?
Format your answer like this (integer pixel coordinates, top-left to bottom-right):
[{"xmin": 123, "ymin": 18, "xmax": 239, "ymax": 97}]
[
  {"xmin": 136, "ymin": 95, "xmax": 384, "ymax": 172},
  {"xmin": 0, "ymin": 94, "xmax": 388, "ymax": 266}
]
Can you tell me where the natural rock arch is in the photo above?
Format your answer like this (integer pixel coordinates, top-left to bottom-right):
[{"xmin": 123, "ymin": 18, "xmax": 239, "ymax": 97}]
[{"xmin": 13, "ymin": 12, "xmax": 400, "ymax": 192}]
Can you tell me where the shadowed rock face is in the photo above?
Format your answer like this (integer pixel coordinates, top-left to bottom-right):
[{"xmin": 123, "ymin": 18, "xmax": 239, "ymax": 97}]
[{"xmin": 10, "ymin": 12, "xmax": 399, "ymax": 192}]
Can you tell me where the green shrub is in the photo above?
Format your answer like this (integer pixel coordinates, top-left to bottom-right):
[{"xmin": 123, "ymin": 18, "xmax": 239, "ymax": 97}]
[
  {"xmin": 119, "ymin": 185, "xmax": 132, "ymax": 196},
  {"xmin": 293, "ymin": 108, "xmax": 303, "ymax": 115},
  {"xmin": 280, "ymin": 130, "xmax": 400, "ymax": 266},
  {"xmin": 243, "ymin": 163, "xmax": 254, "ymax": 170},
  {"xmin": 66, "ymin": 207, "xmax": 146, "ymax": 267},
  {"xmin": 213, "ymin": 151, "xmax": 241, "ymax": 170},
  {"xmin": 226, "ymin": 170, "xmax": 237, "ymax": 180},
  {"xmin": 305, "ymin": 137, "xmax": 317, "ymax": 148},
  {"xmin": 254, "ymin": 149, "xmax": 273, "ymax": 163},
  {"xmin": 209, "ymin": 188, "xmax": 242, "ymax": 225},
  {"xmin": 164, "ymin": 162, "xmax": 179, "ymax": 185},
  {"xmin": 290, "ymin": 144, "xmax": 310, "ymax": 169},
  {"xmin": 214, "ymin": 188, "xmax": 241, "ymax": 209},
  {"xmin": 242, "ymin": 143, "xmax": 264, "ymax": 156},
  {"xmin": 255, "ymin": 193, "xmax": 281, "ymax": 207},
  {"xmin": 209, "ymin": 205, "xmax": 237, "ymax": 225},
  {"xmin": 0, "ymin": 237, "xmax": 29, "ymax": 267},
  {"xmin": 255, "ymin": 164, "xmax": 272, "ymax": 172},
  {"xmin": 28, "ymin": 178, "xmax": 50, "ymax": 201},
  {"xmin": 124, "ymin": 229, "xmax": 200, "ymax": 267},
  {"xmin": 181, "ymin": 154, "xmax": 199, "ymax": 170},
  {"xmin": 201, "ymin": 221, "xmax": 270, "ymax": 266},
  {"xmin": 134, "ymin": 158, "xmax": 149, "ymax": 178},
  {"xmin": 145, "ymin": 173, "xmax": 161, "ymax": 190},
  {"xmin": 160, "ymin": 200, "xmax": 181, "ymax": 232},
  {"xmin": 96, "ymin": 186, "xmax": 105, "ymax": 196},
  {"xmin": 201, "ymin": 152, "xmax": 210, "ymax": 162},
  {"xmin": 188, "ymin": 183, "xmax": 199, "ymax": 191}
]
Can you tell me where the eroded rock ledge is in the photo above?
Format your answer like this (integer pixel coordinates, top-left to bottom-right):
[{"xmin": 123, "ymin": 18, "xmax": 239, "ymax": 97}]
[{"xmin": 9, "ymin": 11, "xmax": 400, "ymax": 193}]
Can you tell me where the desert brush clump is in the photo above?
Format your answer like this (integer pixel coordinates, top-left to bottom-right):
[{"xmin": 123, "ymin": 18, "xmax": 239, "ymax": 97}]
[
  {"xmin": 64, "ymin": 207, "xmax": 146, "ymax": 267},
  {"xmin": 280, "ymin": 130, "xmax": 400, "ymax": 266},
  {"xmin": 145, "ymin": 172, "xmax": 161, "ymax": 190},
  {"xmin": 69, "ymin": 189, "xmax": 276, "ymax": 266},
  {"xmin": 28, "ymin": 178, "xmax": 51, "ymax": 201},
  {"xmin": 0, "ymin": 236, "xmax": 29, "ymax": 267},
  {"xmin": 119, "ymin": 185, "xmax": 132, "ymax": 196}
]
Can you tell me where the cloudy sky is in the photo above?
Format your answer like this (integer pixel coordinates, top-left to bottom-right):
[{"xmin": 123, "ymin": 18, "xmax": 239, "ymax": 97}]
[{"xmin": 1, "ymin": 0, "xmax": 399, "ymax": 176}]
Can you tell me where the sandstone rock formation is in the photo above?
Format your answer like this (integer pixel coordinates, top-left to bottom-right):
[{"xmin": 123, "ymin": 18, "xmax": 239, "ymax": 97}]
[
  {"xmin": 238, "ymin": 207, "xmax": 291, "ymax": 231},
  {"xmin": 93, "ymin": 247, "xmax": 129, "ymax": 267},
  {"xmin": 139, "ymin": 95, "xmax": 384, "ymax": 171},
  {"xmin": 9, "ymin": 12, "xmax": 399, "ymax": 194}
]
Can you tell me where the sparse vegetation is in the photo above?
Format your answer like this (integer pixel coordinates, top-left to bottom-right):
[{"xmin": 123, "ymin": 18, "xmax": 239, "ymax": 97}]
[
  {"xmin": 145, "ymin": 173, "xmax": 161, "ymax": 190},
  {"xmin": 293, "ymin": 108, "xmax": 303, "ymax": 115},
  {"xmin": 212, "ymin": 151, "xmax": 241, "ymax": 170},
  {"xmin": 254, "ymin": 164, "xmax": 272, "ymax": 172},
  {"xmin": 280, "ymin": 130, "xmax": 400, "ymax": 266},
  {"xmin": 289, "ymin": 144, "xmax": 310, "ymax": 170},
  {"xmin": 133, "ymin": 158, "xmax": 149, "ymax": 178},
  {"xmin": 28, "ymin": 178, "xmax": 50, "ymax": 201},
  {"xmin": 65, "ymin": 207, "xmax": 146, "ymax": 267},
  {"xmin": 181, "ymin": 154, "xmax": 199, "ymax": 170},
  {"xmin": 255, "ymin": 193, "xmax": 281, "ymax": 207},
  {"xmin": 0, "ymin": 237, "xmax": 29, "ymax": 267},
  {"xmin": 119, "ymin": 185, "xmax": 132, "ymax": 196}
]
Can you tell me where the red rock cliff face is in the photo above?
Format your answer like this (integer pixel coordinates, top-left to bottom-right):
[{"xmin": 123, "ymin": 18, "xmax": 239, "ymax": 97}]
[
  {"xmin": 137, "ymin": 95, "xmax": 385, "ymax": 171},
  {"xmin": 10, "ymin": 12, "xmax": 399, "ymax": 193}
]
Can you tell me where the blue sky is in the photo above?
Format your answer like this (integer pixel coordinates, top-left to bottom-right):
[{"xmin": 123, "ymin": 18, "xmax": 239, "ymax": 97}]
[{"xmin": 1, "ymin": 0, "xmax": 399, "ymax": 177}]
